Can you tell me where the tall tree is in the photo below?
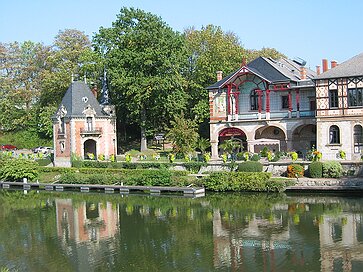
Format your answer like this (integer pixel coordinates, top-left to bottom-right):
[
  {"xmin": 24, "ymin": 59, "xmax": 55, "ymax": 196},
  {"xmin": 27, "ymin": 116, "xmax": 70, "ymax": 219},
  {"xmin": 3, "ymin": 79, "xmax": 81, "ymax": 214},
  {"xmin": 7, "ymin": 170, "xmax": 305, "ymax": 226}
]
[
  {"xmin": 40, "ymin": 29, "xmax": 100, "ymax": 107},
  {"xmin": 184, "ymin": 25, "xmax": 245, "ymax": 136},
  {"xmin": 93, "ymin": 7, "xmax": 188, "ymax": 151}
]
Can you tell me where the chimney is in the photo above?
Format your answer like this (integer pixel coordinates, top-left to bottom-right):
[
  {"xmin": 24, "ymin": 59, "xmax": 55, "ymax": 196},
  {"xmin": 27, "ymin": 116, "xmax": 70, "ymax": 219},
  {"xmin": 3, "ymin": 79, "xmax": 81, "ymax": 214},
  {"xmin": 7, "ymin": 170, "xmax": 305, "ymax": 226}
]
[
  {"xmin": 331, "ymin": 60, "xmax": 337, "ymax": 69},
  {"xmin": 322, "ymin": 59, "xmax": 328, "ymax": 72},
  {"xmin": 316, "ymin": 65, "xmax": 321, "ymax": 75},
  {"xmin": 216, "ymin": 71, "xmax": 223, "ymax": 81},
  {"xmin": 300, "ymin": 67, "xmax": 307, "ymax": 80},
  {"xmin": 91, "ymin": 85, "xmax": 98, "ymax": 98}
]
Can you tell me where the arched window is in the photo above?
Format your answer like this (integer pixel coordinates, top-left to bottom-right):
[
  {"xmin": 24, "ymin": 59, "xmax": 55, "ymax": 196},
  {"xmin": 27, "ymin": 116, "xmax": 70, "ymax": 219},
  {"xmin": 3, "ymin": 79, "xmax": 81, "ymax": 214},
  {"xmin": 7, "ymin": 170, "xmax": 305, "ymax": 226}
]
[
  {"xmin": 329, "ymin": 125, "xmax": 340, "ymax": 144},
  {"xmin": 250, "ymin": 90, "xmax": 263, "ymax": 111},
  {"xmin": 354, "ymin": 125, "xmax": 363, "ymax": 153}
]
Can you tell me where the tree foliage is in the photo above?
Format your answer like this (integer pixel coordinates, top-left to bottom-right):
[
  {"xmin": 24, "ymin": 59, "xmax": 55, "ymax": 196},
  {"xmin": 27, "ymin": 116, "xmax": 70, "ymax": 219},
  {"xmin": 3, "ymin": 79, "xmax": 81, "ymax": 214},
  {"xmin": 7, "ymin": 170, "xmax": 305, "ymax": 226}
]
[
  {"xmin": 93, "ymin": 7, "xmax": 188, "ymax": 151},
  {"xmin": 166, "ymin": 115, "xmax": 199, "ymax": 155}
]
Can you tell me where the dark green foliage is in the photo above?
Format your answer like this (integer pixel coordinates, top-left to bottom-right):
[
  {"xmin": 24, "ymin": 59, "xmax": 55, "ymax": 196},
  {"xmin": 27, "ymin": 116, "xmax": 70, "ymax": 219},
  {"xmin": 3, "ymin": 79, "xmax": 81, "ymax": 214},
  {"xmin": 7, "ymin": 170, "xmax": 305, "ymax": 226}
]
[
  {"xmin": 322, "ymin": 161, "xmax": 343, "ymax": 178},
  {"xmin": 308, "ymin": 161, "xmax": 323, "ymax": 178},
  {"xmin": 287, "ymin": 164, "xmax": 304, "ymax": 178},
  {"xmin": 201, "ymin": 172, "xmax": 288, "ymax": 192},
  {"xmin": 251, "ymin": 154, "xmax": 261, "ymax": 161},
  {"xmin": 55, "ymin": 167, "xmax": 190, "ymax": 187},
  {"xmin": 35, "ymin": 158, "xmax": 52, "ymax": 166},
  {"xmin": 183, "ymin": 162, "xmax": 206, "ymax": 173},
  {"xmin": 237, "ymin": 161, "xmax": 263, "ymax": 172},
  {"xmin": 0, "ymin": 158, "xmax": 38, "ymax": 182}
]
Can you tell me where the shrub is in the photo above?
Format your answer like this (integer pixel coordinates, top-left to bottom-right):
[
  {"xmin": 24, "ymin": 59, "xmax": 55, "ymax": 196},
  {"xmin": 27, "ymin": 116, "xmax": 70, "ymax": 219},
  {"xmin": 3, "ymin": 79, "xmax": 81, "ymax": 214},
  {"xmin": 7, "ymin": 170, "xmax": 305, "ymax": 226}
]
[
  {"xmin": 287, "ymin": 164, "xmax": 304, "ymax": 178},
  {"xmin": 260, "ymin": 146, "xmax": 269, "ymax": 157},
  {"xmin": 125, "ymin": 169, "xmax": 172, "ymax": 186},
  {"xmin": 250, "ymin": 154, "xmax": 261, "ymax": 161},
  {"xmin": 0, "ymin": 158, "xmax": 38, "ymax": 182},
  {"xmin": 290, "ymin": 151, "xmax": 298, "ymax": 161},
  {"xmin": 237, "ymin": 161, "xmax": 263, "ymax": 172},
  {"xmin": 308, "ymin": 161, "xmax": 323, "ymax": 178},
  {"xmin": 183, "ymin": 162, "xmax": 205, "ymax": 173},
  {"xmin": 323, "ymin": 161, "xmax": 343, "ymax": 178},
  {"xmin": 201, "ymin": 172, "xmax": 287, "ymax": 192}
]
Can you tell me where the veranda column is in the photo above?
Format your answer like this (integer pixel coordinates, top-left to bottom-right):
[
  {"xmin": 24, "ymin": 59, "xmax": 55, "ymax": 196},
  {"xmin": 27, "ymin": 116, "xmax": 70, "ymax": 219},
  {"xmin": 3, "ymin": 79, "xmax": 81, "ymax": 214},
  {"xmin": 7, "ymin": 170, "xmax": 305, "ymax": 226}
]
[
  {"xmin": 257, "ymin": 89, "xmax": 262, "ymax": 120},
  {"xmin": 265, "ymin": 89, "xmax": 270, "ymax": 120},
  {"xmin": 296, "ymin": 89, "xmax": 300, "ymax": 118},
  {"xmin": 288, "ymin": 91, "xmax": 292, "ymax": 118},
  {"xmin": 211, "ymin": 140, "xmax": 219, "ymax": 160}
]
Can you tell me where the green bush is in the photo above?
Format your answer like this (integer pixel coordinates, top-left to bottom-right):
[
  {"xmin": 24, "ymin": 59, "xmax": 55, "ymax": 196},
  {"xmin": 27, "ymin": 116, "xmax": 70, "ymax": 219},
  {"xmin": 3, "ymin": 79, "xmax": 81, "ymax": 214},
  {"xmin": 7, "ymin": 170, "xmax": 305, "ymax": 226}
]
[
  {"xmin": 251, "ymin": 154, "xmax": 261, "ymax": 161},
  {"xmin": 126, "ymin": 169, "xmax": 172, "ymax": 186},
  {"xmin": 183, "ymin": 162, "xmax": 205, "ymax": 173},
  {"xmin": 287, "ymin": 164, "xmax": 304, "ymax": 178},
  {"xmin": 237, "ymin": 161, "xmax": 263, "ymax": 172},
  {"xmin": 0, "ymin": 158, "xmax": 38, "ymax": 182},
  {"xmin": 201, "ymin": 172, "xmax": 289, "ymax": 192},
  {"xmin": 323, "ymin": 161, "xmax": 343, "ymax": 178},
  {"xmin": 309, "ymin": 161, "xmax": 323, "ymax": 178},
  {"xmin": 260, "ymin": 146, "xmax": 269, "ymax": 157}
]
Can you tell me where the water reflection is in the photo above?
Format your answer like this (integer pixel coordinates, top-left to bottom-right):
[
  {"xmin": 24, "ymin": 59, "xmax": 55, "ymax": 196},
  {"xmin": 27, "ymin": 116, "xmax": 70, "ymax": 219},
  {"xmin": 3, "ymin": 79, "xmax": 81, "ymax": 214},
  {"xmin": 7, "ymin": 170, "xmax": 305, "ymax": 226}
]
[
  {"xmin": 1, "ymin": 191, "xmax": 363, "ymax": 271},
  {"xmin": 55, "ymin": 199, "xmax": 119, "ymax": 270}
]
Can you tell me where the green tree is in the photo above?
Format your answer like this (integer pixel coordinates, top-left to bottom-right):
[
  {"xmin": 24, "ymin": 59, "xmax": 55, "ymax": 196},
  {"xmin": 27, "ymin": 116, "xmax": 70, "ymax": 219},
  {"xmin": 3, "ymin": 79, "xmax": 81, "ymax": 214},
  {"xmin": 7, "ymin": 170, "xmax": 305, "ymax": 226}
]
[
  {"xmin": 93, "ymin": 8, "xmax": 188, "ymax": 151},
  {"xmin": 196, "ymin": 138, "xmax": 211, "ymax": 154},
  {"xmin": 166, "ymin": 115, "xmax": 199, "ymax": 155},
  {"xmin": 40, "ymin": 29, "xmax": 100, "ymax": 107}
]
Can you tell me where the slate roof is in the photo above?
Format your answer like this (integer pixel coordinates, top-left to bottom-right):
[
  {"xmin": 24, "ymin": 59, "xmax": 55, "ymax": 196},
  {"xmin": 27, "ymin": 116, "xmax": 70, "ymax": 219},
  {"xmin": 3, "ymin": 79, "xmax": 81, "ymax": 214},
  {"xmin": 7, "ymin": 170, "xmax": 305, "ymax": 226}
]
[
  {"xmin": 315, "ymin": 52, "xmax": 363, "ymax": 79},
  {"xmin": 207, "ymin": 57, "xmax": 316, "ymax": 90},
  {"xmin": 53, "ymin": 81, "xmax": 108, "ymax": 118}
]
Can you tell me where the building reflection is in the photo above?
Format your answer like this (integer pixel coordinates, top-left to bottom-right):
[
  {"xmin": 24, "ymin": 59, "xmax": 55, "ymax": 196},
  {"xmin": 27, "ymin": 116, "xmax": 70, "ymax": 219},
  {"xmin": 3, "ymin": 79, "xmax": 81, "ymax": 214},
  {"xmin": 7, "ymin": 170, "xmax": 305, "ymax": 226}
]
[
  {"xmin": 319, "ymin": 214, "xmax": 363, "ymax": 271},
  {"xmin": 212, "ymin": 205, "xmax": 363, "ymax": 271},
  {"xmin": 55, "ymin": 199, "xmax": 119, "ymax": 269}
]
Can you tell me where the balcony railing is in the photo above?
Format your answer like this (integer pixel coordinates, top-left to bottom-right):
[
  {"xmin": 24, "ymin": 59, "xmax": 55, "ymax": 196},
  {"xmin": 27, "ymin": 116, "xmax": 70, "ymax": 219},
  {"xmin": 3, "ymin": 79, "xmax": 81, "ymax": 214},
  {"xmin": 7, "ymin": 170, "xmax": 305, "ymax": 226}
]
[
  {"xmin": 235, "ymin": 110, "xmax": 315, "ymax": 121},
  {"xmin": 80, "ymin": 127, "xmax": 102, "ymax": 136}
]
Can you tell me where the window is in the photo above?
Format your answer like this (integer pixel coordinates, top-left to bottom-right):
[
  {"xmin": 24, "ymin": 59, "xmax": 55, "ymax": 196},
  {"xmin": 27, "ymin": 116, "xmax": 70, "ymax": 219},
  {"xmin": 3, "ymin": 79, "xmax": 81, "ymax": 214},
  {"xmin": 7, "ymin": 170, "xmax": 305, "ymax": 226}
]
[
  {"xmin": 329, "ymin": 90, "xmax": 338, "ymax": 108},
  {"xmin": 354, "ymin": 125, "xmax": 363, "ymax": 153},
  {"xmin": 281, "ymin": 96, "xmax": 289, "ymax": 109},
  {"xmin": 60, "ymin": 117, "xmax": 65, "ymax": 133},
  {"xmin": 348, "ymin": 88, "xmax": 363, "ymax": 107},
  {"xmin": 86, "ymin": 117, "xmax": 93, "ymax": 131},
  {"xmin": 329, "ymin": 125, "xmax": 340, "ymax": 144},
  {"xmin": 250, "ymin": 90, "xmax": 263, "ymax": 111}
]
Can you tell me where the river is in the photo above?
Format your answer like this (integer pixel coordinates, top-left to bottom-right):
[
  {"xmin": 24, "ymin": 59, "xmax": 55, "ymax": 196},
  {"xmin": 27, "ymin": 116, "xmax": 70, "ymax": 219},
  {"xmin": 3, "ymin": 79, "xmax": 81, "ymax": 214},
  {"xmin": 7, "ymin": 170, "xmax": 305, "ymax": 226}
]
[{"xmin": 0, "ymin": 190, "xmax": 362, "ymax": 271}]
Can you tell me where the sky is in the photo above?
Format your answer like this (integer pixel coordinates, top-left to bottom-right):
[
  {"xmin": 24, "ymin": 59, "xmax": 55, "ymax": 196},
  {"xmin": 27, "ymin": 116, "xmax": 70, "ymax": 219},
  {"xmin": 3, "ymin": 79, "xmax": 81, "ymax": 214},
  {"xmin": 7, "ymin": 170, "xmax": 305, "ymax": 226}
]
[{"xmin": 1, "ymin": 0, "xmax": 362, "ymax": 70}]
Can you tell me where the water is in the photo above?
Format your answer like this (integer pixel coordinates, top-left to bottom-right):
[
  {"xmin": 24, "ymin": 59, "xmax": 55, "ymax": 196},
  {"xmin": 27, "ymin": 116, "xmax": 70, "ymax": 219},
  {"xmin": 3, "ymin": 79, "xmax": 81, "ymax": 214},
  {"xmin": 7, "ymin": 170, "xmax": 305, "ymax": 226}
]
[{"xmin": 1, "ymin": 190, "xmax": 363, "ymax": 271}]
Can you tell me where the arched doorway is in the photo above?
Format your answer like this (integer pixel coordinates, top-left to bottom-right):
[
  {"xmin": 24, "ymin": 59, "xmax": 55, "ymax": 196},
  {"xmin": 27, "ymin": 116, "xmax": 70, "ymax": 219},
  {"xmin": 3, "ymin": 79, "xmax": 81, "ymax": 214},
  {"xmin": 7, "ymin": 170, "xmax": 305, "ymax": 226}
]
[
  {"xmin": 255, "ymin": 126, "xmax": 286, "ymax": 152},
  {"xmin": 292, "ymin": 124, "xmax": 316, "ymax": 156},
  {"xmin": 218, "ymin": 127, "xmax": 247, "ymax": 154},
  {"xmin": 84, "ymin": 139, "xmax": 97, "ymax": 159}
]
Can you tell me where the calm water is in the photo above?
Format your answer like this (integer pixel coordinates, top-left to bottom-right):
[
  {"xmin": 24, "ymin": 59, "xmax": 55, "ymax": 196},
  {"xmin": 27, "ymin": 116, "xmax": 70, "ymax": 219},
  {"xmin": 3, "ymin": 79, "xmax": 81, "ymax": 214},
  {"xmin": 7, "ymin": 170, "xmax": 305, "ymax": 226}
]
[{"xmin": 1, "ymin": 190, "xmax": 363, "ymax": 272}]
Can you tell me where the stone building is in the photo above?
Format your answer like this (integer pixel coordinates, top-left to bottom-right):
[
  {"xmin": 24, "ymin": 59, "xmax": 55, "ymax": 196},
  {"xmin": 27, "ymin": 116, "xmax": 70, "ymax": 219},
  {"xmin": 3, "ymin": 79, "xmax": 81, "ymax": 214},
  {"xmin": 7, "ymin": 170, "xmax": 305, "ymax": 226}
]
[
  {"xmin": 315, "ymin": 54, "xmax": 363, "ymax": 160},
  {"xmin": 208, "ymin": 57, "xmax": 316, "ymax": 160},
  {"xmin": 52, "ymin": 77, "xmax": 117, "ymax": 167}
]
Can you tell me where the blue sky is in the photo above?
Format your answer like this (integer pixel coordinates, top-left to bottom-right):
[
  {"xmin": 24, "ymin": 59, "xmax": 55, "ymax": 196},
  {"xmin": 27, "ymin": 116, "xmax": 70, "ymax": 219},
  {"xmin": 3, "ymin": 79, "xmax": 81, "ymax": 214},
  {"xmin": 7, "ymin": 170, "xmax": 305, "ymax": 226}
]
[{"xmin": 1, "ymin": 0, "xmax": 362, "ymax": 69}]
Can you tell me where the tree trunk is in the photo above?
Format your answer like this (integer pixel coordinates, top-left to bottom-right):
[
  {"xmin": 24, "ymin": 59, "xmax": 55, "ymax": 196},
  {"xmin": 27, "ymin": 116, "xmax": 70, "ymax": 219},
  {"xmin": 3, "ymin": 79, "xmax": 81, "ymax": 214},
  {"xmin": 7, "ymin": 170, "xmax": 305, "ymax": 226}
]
[{"xmin": 140, "ymin": 107, "xmax": 148, "ymax": 152}]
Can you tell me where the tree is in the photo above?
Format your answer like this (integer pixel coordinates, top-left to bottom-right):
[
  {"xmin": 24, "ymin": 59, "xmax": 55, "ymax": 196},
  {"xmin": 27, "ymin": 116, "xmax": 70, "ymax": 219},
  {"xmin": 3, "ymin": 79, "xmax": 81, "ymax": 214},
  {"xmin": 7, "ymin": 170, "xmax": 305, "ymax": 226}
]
[
  {"xmin": 39, "ymin": 29, "xmax": 100, "ymax": 107},
  {"xmin": 166, "ymin": 115, "xmax": 199, "ymax": 155},
  {"xmin": 184, "ymin": 25, "xmax": 245, "ymax": 137},
  {"xmin": 93, "ymin": 8, "xmax": 188, "ymax": 151}
]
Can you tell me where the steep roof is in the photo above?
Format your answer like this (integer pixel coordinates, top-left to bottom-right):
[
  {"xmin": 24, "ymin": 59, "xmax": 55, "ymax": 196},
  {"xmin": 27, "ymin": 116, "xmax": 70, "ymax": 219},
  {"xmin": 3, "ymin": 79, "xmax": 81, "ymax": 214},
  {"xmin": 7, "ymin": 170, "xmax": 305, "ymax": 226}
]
[
  {"xmin": 207, "ymin": 57, "xmax": 316, "ymax": 90},
  {"xmin": 315, "ymin": 52, "xmax": 363, "ymax": 79},
  {"xmin": 53, "ymin": 81, "xmax": 107, "ymax": 118}
]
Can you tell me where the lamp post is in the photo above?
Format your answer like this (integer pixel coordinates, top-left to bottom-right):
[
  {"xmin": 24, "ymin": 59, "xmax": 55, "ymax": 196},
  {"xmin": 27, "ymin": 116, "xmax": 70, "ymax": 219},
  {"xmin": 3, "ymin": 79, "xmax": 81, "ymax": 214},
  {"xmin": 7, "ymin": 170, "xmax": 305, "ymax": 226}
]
[{"xmin": 113, "ymin": 138, "xmax": 117, "ymax": 162}]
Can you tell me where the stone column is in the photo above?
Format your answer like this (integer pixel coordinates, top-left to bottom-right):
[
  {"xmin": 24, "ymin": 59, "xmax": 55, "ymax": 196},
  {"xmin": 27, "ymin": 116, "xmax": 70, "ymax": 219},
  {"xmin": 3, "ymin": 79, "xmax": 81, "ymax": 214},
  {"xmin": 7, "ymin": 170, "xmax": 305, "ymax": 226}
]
[
  {"xmin": 288, "ymin": 91, "xmax": 292, "ymax": 118},
  {"xmin": 211, "ymin": 140, "xmax": 219, "ymax": 160}
]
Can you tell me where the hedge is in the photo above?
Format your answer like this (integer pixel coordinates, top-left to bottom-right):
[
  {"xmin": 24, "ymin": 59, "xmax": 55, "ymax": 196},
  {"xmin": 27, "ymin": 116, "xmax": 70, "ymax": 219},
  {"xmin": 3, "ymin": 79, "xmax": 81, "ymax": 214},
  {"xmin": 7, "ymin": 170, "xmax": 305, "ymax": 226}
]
[
  {"xmin": 201, "ymin": 172, "xmax": 289, "ymax": 192},
  {"xmin": 322, "ymin": 161, "xmax": 343, "ymax": 178},
  {"xmin": 308, "ymin": 161, "xmax": 323, "ymax": 178},
  {"xmin": 237, "ymin": 161, "xmax": 263, "ymax": 172}
]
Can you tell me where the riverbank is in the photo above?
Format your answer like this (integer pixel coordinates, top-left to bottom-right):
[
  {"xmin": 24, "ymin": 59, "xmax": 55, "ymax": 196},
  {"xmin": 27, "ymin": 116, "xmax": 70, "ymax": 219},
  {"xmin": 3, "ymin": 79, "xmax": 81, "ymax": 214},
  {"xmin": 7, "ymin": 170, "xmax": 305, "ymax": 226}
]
[{"xmin": 285, "ymin": 176, "xmax": 363, "ymax": 191}]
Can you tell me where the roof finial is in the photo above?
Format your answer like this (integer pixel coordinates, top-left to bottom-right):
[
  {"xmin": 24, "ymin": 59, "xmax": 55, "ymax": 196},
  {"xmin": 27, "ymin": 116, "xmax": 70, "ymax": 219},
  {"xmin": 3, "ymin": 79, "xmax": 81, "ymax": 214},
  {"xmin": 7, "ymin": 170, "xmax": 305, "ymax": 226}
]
[
  {"xmin": 100, "ymin": 68, "xmax": 110, "ymax": 105},
  {"xmin": 241, "ymin": 57, "xmax": 247, "ymax": 67},
  {"xmin": 84, "ymin": 73, "xmax": 87, "ymax": 84}
]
